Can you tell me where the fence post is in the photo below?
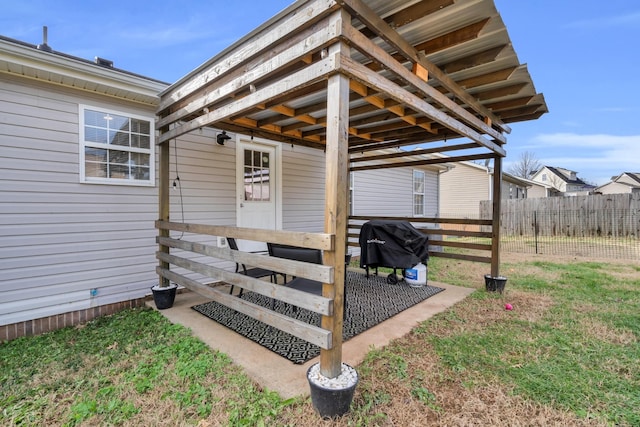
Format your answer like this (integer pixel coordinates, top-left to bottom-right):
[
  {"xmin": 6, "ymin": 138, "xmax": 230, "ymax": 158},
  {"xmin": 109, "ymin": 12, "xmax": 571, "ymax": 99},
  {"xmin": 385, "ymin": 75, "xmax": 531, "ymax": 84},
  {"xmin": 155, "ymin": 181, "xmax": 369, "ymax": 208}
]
[{"xmin": 534, "ymin": 210, "xmax": 539, "ymax": 254}]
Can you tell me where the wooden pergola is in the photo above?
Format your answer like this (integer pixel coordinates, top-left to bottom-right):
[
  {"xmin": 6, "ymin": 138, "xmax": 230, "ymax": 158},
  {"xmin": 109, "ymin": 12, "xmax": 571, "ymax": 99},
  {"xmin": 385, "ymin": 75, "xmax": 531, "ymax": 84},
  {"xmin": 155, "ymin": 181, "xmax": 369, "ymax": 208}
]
[{"xmin": 155, "ymin": 0, "xmax": 547, "ymax": 378}]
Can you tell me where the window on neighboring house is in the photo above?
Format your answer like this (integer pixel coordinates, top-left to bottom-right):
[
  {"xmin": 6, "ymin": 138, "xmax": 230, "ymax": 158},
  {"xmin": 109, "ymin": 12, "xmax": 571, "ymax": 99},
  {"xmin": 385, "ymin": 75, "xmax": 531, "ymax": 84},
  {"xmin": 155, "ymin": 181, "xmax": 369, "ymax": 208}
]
[
  {"xmin": 413, "ymin": 170, "xmax": 425, "ymax": 216},
  {"xmin": 541, "ymin": 173, "xmax": 547, "ymax": 182},
  {"xmin": 79, "ymin": 105, "xmax": 155, "ymax": 186}
]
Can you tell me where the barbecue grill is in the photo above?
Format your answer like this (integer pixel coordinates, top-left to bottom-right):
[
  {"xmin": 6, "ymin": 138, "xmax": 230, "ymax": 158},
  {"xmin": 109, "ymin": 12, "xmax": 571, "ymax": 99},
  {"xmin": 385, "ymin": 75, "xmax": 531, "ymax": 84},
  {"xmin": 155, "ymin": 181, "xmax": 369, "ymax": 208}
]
[{"xmin": 358, "ymin": 220, "xmax": 429, "ymax": 284}]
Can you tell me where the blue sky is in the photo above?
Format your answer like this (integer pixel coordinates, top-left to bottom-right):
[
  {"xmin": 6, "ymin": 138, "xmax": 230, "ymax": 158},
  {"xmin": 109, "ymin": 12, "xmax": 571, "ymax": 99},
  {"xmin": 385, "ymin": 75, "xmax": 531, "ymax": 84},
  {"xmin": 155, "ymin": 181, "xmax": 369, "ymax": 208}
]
[{"xmin": 2, "ymin": 0, "xmax": 639, "ymax": 185}]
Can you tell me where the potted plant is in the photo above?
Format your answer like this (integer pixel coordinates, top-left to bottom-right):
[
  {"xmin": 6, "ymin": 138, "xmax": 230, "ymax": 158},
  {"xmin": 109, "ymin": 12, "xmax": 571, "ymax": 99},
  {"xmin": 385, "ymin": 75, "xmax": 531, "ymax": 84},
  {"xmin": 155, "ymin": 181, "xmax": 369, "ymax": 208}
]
[
  {"xmin": 151, "ymin": 281, "xmax": 178, "ymax": 309},
  {"xmin": 307, "ymin": 362, "xmax": 358, "ymax": 419}
]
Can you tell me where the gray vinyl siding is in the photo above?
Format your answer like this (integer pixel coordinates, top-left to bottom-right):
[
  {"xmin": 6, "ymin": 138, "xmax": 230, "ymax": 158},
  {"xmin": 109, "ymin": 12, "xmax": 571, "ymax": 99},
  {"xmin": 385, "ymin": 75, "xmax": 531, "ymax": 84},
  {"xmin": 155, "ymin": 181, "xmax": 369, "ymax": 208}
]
[
  {"xmin": 281, "ymin": 145, "xmax": 326, "ymax": 233},
  {"xmin": 0, "ymin": 74, "xmax": 161, "ymax": 325},
  {"xmin": 352, "ymin": 167, "xmax": 439, "ymax": 217}
]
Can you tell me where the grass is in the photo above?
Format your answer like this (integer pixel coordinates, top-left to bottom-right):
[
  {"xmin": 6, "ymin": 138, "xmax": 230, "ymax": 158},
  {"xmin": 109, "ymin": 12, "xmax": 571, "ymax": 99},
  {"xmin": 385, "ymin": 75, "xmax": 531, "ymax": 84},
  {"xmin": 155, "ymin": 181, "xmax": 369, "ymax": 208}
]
[{"xmin": 1, "ymin": 254, "xmax": 638, "ymax": 426}]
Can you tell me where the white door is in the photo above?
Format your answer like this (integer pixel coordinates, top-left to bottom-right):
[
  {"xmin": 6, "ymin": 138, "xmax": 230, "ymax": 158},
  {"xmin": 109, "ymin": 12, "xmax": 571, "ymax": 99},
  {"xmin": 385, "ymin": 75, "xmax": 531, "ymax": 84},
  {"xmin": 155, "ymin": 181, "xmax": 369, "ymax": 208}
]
[{"xmin": 236, "ymin": 138, "xmax": 280, "ymax": 252}]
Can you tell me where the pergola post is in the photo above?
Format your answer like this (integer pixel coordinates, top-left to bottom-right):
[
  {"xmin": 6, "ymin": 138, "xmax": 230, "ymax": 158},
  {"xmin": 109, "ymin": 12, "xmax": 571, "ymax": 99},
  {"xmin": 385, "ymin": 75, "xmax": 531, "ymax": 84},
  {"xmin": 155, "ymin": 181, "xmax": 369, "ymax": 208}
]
[
  {"xmin": 491, "ymin": 156, "xmax": 503, "ymax": 277},
  {"xmin": 320, "ymin": 39, "xmax": 350, "ymax": 378},
  {"xmin": 158, "ymin": 132, "xmax": 171, "ymax": 287}
]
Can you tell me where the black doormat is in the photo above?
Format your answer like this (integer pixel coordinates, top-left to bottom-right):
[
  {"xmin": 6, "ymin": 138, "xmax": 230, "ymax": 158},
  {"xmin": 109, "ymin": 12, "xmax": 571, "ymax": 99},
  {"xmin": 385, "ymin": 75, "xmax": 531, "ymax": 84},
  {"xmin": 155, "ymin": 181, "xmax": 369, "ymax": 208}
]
[{"xmin": 192, "ymin": 271, "xmax": 444, "ymax": 364}]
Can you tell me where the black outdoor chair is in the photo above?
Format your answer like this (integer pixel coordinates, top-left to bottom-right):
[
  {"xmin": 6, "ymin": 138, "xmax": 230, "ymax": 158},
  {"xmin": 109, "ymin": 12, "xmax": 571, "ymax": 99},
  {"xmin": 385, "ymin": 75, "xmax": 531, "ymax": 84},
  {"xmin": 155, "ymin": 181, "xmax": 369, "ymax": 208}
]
[
  {"xmin": 267, "ymin": 243, "xmax": 347, "ymax": 317},
  {"xmin": 226, "ymin": 237, "xmax": 275, "ymax": 297},
  {"xmin": 267, "ymin": 243, "xmax": 323, "ymax": 309}
]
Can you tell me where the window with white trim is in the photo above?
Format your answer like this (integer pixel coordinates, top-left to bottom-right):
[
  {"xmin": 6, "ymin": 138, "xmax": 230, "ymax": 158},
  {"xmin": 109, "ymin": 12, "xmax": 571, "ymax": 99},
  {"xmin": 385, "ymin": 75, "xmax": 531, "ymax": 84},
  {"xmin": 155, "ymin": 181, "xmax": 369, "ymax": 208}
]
[
  {"xmin": 413, "ymin": 170, "xmax": 425, "ymax": 216},
  {"xmin": 79, "ymin": 105, "xmax": 155, "ymax": 185}
]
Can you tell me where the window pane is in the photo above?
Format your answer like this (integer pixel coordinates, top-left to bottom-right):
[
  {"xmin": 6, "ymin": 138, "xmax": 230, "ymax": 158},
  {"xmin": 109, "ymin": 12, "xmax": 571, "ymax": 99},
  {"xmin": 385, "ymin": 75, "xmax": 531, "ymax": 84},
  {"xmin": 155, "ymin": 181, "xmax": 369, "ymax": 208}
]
[
  {"xmin": 131, "ymin": 152, "xmax": 150, "ymax": 167},
  {"xmin": 131, "ymin": 166, "xmax": 149, "ymax": 180},
  {"xmin": 109, "ymin": 130, "xmax": 129, "ymax": 146},
  {"xmin": 111, "ymin": 114, "xmax": 129, "ymax": 132},
  {"xmin": 244, "ymin": 150, "xmax": 252, "ymax": 167},
  {"xmin": 109, "ymin": 164, "xmax": 129, "ymax": 179},
  {"xmin": 131, "ymin": 118, "xmax": 149, "ymax": 134},
  {"xmin": 85, "ymin": 110, "xmax": 107, "ymax": 127},
  {"xmin": 131, "ymin": 134, "xmax": 150, "ymax": 149},
  {"xmin": 109, "ymin": 150, "xmax": 129, "ymax": 165},
  {"xmin": 85, "ymin": 127, "xmax": 108, "ymax": 144}
]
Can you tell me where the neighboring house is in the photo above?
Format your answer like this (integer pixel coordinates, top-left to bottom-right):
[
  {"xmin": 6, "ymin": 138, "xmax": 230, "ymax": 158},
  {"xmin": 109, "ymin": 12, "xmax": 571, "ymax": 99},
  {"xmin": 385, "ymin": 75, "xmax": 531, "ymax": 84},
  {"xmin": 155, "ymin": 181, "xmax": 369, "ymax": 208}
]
[
  {"xmin": 595, "ymin": 172, "xmax": 640, "ymax": 195},
  {"xmin": 516, "ymin": 177, "xmax": 553, "ymax": 198},
  {"xmin": 0, "ymin": 35, "xmax": 444, "ymax": 340},
  {"xmin": 530, "ymin": 166, "xmax": 595, "ymax": 196},
  {"xmin": 439, "ymin": 160, "xmax": 530, "ymax": 219}
]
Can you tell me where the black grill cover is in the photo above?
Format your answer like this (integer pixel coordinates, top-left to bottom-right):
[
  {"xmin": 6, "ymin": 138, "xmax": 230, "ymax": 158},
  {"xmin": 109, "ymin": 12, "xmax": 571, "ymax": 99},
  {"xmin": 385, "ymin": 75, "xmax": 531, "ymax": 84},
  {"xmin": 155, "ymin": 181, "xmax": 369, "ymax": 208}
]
[{"xmin": 359, "ymin": 220, "xmax": 429, "ymax": 269}]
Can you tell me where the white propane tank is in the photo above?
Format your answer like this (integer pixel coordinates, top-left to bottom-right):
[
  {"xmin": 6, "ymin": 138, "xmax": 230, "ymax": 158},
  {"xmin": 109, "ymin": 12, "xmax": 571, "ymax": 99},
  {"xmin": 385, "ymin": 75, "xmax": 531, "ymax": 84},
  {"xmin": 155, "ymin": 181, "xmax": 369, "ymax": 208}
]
[{"xmin": 405, "ymin": 263, "xmax": 427, "ymax": 287}]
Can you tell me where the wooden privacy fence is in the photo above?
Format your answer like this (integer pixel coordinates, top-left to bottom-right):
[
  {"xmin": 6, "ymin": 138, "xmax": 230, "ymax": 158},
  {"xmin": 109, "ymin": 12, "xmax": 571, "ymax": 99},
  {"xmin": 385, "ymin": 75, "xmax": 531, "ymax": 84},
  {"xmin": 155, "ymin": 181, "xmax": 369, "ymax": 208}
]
[{"xmin": 480, "ymin": 193, "xmax": 640, "ymax": 238}]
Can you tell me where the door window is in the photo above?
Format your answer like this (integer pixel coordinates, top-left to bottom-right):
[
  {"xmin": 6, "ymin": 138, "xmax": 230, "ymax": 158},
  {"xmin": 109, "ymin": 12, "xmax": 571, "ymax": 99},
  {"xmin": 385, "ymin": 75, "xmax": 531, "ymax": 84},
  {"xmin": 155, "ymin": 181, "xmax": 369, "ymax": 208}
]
[{"xmin": 244, "ymin": 149, "xmax": 271, "ymax": 201}]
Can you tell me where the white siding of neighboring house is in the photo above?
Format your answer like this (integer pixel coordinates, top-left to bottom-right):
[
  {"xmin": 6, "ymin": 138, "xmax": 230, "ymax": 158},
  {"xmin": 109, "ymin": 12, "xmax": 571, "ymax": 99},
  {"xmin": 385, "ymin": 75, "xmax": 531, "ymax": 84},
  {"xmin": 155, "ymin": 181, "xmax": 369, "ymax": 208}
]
[
  {"xmin": 0, "ymin": 73, "xmax": 160, "ymax": 326},
  {"xmin": 596, "ymin": 181, "xmax": 634, "ymax": 195},
  {"xmin": 439, "ymin": 162, "xmax": 489, "ymax": 218}
]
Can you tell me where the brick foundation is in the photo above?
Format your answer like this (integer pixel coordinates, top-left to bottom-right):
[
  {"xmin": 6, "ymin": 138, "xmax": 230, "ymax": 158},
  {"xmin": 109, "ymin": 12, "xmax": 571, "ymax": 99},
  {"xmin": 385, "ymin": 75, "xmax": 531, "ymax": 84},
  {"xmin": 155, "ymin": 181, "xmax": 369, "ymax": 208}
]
[{"xmin": 0, "ymin": 298, "xmax": 148, "ymax": 342}]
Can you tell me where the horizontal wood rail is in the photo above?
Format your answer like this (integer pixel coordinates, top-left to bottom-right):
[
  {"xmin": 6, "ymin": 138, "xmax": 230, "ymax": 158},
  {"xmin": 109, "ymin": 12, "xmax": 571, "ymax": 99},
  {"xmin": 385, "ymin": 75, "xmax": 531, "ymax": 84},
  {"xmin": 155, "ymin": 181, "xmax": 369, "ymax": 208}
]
[
  {"xmin": 156, "ymin": 251, "xmax": 333, "ymax": 316},
  {"xmin": 158, "ymin": 236, "xmax": 333, "ymax": 284},
  {"xmin": 156, "ymin": 267, "xmax": 332, "ymax": 349},
  {"xmin": 156, "ymin": 221, "xmax": 334, "ymax": 250},
  {"xmin": 348, "ymin": 216, "xmax": 494, "ymax": 264}
]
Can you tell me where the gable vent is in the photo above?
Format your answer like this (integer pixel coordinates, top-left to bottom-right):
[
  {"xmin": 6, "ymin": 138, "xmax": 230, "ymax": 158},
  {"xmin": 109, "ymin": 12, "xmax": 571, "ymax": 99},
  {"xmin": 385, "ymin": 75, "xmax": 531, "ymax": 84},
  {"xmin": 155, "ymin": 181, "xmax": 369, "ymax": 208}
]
[{"xmin": 94, "ymin": 56, "xmax": 114, "ymax": 68}]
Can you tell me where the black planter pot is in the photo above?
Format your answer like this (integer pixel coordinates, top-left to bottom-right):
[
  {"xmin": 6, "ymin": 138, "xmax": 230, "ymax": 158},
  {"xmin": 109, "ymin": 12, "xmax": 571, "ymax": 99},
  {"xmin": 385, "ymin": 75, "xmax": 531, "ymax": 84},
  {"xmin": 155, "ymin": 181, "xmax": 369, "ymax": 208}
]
[
  {"xmin": 307, "ymin": 363, "xmax": 358, "ymax": 419},
  {"xmin": 484, "ymin": 275, "xmax": 507, "ymax": 293},
  {"xmin": 151, "ymin": 284, "xmax": 177, "ymax": 309}
]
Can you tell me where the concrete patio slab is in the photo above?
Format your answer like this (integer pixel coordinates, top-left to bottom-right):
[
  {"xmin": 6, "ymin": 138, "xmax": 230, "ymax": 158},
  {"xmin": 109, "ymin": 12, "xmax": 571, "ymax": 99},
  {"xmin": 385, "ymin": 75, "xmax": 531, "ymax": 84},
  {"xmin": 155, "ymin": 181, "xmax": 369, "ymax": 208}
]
[{"xmin": 148, "ymin": 276, "xmax": 473, "ymax": 399}]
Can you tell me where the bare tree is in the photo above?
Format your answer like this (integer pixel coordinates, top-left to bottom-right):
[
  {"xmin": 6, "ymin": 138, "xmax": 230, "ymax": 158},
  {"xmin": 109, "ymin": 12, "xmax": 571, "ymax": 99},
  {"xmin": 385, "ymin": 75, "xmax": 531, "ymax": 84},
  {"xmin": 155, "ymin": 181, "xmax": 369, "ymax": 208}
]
[{"xmin": 507, "ymin": 151, "xmax": 542, "ymax": 179}]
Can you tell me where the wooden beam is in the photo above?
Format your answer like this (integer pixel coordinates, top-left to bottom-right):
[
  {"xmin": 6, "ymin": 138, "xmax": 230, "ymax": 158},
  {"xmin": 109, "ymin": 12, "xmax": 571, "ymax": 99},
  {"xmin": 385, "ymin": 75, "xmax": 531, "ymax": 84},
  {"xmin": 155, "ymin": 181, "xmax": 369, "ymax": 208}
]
[
  {"xmin": 342, "ymin": 23, "xmax": 507, "ymax": 149},
  {"xmin": 338, "ymin": 54, "xmax": 506, "ymax": 156},
  {"xmin": 158, "ymin": 236, "xmax": 333, "ymax": 284},
  {"xmin": 159, "ymin": 0, "xmax": 339, "ymax": 111},
  {"xmin": 337, "ymin": 0, "xmax": 511, "ymax": 134},
  {"xmin": 158, "ymin": 55, "xmax": 338, "ymax": 144},
  {"xmin": 349, "ymin": 142, "xmax": 478, "ymax": 163},
  {"xmin": 155, "ymin": 221, "xmax": 334, "ymax": 250},
  {"xmin": 157, "ymin": 126, "xmax": 171, "ymax": 287},
  {"xmin": 157, "ymin": 267, "xmax": 333, "ymax": 349},
  {"xmin": 350, "ymin": 153, "xmax": 494, "ymax": 172},
  {"xmin": 491, "ymin": 156, "xmax": 502, "ymax": 277},
  {"xmin": 320, "ymin": 36, "xmax": 350, "ymax": 379}
]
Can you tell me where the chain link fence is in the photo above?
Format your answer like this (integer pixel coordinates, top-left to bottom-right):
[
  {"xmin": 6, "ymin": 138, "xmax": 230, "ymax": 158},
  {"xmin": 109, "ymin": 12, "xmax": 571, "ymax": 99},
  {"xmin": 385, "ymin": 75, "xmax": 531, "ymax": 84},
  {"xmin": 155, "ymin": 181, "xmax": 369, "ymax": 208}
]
[{"xmin": 441, "ymin": 207, "xmax": 639, "ymax": 261}]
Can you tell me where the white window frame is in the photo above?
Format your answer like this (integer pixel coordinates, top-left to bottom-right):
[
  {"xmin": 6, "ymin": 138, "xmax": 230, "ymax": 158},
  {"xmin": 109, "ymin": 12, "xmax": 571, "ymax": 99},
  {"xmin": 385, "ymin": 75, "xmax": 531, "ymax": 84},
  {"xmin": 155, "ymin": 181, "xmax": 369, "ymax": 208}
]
[
  {"xmin": 79, "ymin": 104, "xmax": 155, "ymax": 186},
  {"xmin": 413, "ymin": 169, "xmax": 425, "ymax": 217}
]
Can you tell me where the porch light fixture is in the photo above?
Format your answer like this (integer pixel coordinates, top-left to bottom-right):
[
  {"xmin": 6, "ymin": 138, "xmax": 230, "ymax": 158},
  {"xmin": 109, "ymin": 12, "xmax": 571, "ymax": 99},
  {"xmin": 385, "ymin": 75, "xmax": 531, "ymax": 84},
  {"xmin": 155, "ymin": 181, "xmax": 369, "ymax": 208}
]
[{"xmin": 216, "ymin": 131, "xmax": 231, "ymax": 145}]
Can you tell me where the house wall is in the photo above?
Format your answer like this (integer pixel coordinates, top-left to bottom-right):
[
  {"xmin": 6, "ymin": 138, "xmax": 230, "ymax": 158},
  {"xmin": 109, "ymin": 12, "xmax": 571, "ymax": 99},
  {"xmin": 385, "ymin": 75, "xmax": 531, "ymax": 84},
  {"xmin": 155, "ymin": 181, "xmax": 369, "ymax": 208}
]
[
  {"xmin": 526, "ymin": 183, "xmax": 549, "ymax": 198},
  {"xmin": 0, "ymin": 73, "xmax": 160, "ymax": 326},
  {"xmin": 597, "ymin": 181, "xmax": 633, "ymax": 195},
  {"xmin": 0, "ymin": 70, "xmax": 440, "ymax": 329},
  {"xmin": 281, "ymin": 145, "xmax": 326, "ymax": 232},
  {"xmin": 439, "ymin": 162, "xmax": 489, "ymax": 218},
  {"xmin": 352, "ymin": 167, "xmax": 439, "ymax": 217}
]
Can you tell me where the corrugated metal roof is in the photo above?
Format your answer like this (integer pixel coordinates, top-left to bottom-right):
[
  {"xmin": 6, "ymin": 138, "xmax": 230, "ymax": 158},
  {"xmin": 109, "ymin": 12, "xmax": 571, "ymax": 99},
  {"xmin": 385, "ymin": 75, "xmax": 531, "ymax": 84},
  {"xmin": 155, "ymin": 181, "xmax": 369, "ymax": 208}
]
[{"xmin": 158, "ymin": 0, "xmax": 547, "ymax": 158}]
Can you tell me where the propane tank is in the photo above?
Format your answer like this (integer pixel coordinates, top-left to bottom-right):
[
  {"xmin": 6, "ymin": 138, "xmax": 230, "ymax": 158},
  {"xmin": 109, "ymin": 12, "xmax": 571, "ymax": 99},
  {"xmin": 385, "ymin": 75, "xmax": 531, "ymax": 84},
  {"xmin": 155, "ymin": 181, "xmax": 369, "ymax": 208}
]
[{"xmin": 405, "ymin": 262, "xmax": 427, "ymax": 288}]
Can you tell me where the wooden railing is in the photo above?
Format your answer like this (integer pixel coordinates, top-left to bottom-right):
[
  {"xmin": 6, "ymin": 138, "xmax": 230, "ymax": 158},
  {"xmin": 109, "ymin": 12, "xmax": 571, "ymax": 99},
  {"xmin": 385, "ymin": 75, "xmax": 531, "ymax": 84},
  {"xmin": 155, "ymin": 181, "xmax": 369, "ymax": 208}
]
[
  {"xmin": 155, "ymin": 221, "xmax": 336, "ymax": 349},
  {"xmin": 348, "ymin": 216, "xmax": 494, "ymax": 264}
]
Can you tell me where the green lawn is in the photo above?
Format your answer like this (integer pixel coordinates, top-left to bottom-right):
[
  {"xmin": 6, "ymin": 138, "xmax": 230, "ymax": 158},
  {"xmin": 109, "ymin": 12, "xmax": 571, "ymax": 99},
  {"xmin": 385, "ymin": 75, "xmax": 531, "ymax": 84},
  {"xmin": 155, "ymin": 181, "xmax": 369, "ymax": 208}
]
[{"xmin": 1, "ymin": 256, "xmax": 638, "ymax": 426}]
